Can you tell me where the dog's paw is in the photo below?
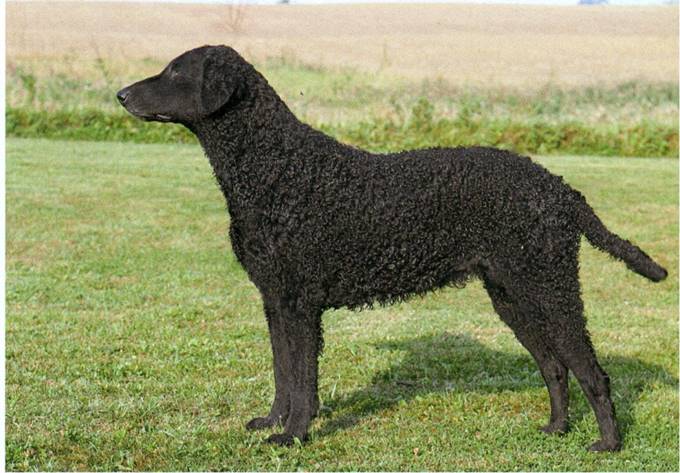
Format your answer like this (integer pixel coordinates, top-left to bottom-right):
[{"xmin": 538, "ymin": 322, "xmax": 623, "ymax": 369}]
[
  {"xmin": 266, "ymin": 433, "xmax": 295, "ymax": 446},
  {"xmin": 588, "ymin": 439, "xmax": 621, "ymax": 452},
  {"xmin": 246, "ymin": 416, "xmax": 280, "ymax": 431},
  {"xmin": 266, "ymin": 432, "xmax": 304, "ymax": 446},
  {"xmin": 539, "ymin": 421, "xmax": 568, "ymax": 435}
]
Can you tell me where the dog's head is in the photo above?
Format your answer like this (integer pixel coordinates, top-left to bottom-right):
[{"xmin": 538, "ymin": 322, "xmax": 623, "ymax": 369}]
[{"xmin": 117, "ymin": 45, "xmax": 247, "ymax": 125}]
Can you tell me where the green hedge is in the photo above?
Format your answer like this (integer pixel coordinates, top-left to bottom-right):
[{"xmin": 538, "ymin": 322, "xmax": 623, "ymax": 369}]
[
  {"xmin": 6, "ymin": 107, "xmax": 196, "ymax": 144},
  {"xmin": 6, "ymin": 103, "xmax": 678, "ymax": 157}
]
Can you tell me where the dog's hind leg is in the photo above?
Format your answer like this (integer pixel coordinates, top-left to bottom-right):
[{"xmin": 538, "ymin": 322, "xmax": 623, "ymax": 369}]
[
  {"xmin": 486, "ymin": 254, "xmax": 621, "ymax": 452},
  {"xmin": 547, "ymin": 299, "xmax": 622, "ymax": 452},
  {"xmin": 483, "ymin": 274, "xmax": 570, "ymax": 435},
  {"xmin": 529, "ymin": 265, "xmax": 621, "ymax": 452}
]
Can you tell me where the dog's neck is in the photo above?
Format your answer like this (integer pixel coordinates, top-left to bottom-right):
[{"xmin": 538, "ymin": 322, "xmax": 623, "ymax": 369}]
[{"xmin": 191, "ymin": 84, "xmax": 314, "ymax": 216}]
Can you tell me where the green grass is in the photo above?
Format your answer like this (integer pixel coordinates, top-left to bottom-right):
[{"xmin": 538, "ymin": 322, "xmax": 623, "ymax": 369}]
[
  {"xmin": 6, "ymin": 138, "xmax": 678, "ymax": 471},
  {"xmin": 5, "ymin": 56, "xmax": 679, "ymax": 156}
]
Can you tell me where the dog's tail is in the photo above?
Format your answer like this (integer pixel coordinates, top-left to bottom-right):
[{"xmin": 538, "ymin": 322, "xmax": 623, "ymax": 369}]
[{"xmin": 576, "ymin": 194, "xmax": 667, "ymax": 282}]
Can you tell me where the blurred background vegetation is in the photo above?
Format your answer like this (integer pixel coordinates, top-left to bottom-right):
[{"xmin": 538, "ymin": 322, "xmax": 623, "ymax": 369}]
[{"xmin": 5, "ymin": 2, "xmax": 679, "ymax": 157}]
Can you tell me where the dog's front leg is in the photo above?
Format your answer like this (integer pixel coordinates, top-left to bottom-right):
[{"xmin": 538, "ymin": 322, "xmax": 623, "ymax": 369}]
[
  {"xmin": 266, "ymin": 307, "xmax": 322, "ymax": 446},
  {"xmin": 246, "ymin": 301, "xmax": 292, "ymax": 430}
]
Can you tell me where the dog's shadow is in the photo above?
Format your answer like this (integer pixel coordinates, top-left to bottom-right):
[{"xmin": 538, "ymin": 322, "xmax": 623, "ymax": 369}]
[{"xmin": 317, "ymin": 332, "xmax": 677, "ymax": 439}]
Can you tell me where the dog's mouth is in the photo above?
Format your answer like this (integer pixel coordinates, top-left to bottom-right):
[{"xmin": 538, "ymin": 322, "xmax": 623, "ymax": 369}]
[
  {"xmin": 138, "ymin": 113, "xmax": 173, "ymax": 122},
  {"xmin": 123, "ymin": 105, "xmax": 173, "ymax": 123}
]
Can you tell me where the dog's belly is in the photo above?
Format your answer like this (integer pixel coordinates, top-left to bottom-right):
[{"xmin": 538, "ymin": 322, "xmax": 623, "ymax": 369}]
[{"xmin": 324, "ymin": 234, "xmax": 482, "ymax": 309}]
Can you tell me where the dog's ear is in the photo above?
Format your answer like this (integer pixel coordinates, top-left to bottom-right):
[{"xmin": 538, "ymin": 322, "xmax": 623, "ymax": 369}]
[{"xmin": 199, "ymin": 46, "xmax": 243, "ymax": 117}]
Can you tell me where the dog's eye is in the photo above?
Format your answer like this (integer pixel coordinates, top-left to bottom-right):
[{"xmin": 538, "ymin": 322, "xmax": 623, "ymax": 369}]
[{"xmin": 169, "ymin": 66, "xmax": 180, "ymax": 78}]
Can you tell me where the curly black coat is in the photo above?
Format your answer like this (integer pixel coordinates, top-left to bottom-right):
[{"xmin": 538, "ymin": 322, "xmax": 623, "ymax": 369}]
[{"xmin": 117, "ymin": 45, "xmax": 667, "ymax": 451}]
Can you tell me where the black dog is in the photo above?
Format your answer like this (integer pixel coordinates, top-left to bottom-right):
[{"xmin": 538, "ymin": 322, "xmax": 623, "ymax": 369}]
[{"xmin": 117, "ymin": 45, "xmax": 667, "ymax": 450}]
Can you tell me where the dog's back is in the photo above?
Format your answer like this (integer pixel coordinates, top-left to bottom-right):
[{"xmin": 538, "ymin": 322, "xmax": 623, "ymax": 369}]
[{"xmin": 280, "ymin": 145, "xmax": 584, "ymax": 309}]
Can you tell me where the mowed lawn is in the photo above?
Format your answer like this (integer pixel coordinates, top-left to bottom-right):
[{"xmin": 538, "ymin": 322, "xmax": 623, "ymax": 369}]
[{"xmin": 5, "ymin": 138, "xmax": 678, "ymax": 471}]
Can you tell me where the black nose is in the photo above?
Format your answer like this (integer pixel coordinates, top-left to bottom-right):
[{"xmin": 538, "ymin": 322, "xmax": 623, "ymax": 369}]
[{"xmin": 116, "ymin": 89, "xmax": 130, "ymax": 104}]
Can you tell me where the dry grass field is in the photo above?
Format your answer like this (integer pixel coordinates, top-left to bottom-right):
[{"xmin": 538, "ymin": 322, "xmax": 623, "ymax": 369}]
[{"xmin": 6, "ymin": 1, "xmax": 678, "ymax": 87}]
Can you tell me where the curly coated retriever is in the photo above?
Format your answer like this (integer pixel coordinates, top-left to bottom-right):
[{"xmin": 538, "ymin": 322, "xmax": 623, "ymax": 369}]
[{"xmin": 117, "ymin": 45, "xmax": 667, "ymax": 451}]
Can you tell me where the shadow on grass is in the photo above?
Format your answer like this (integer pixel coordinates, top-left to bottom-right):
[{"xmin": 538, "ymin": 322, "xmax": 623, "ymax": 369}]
[{"xmin": 316, "ymin": 332, "xmax": 677, "ymax": 440}]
